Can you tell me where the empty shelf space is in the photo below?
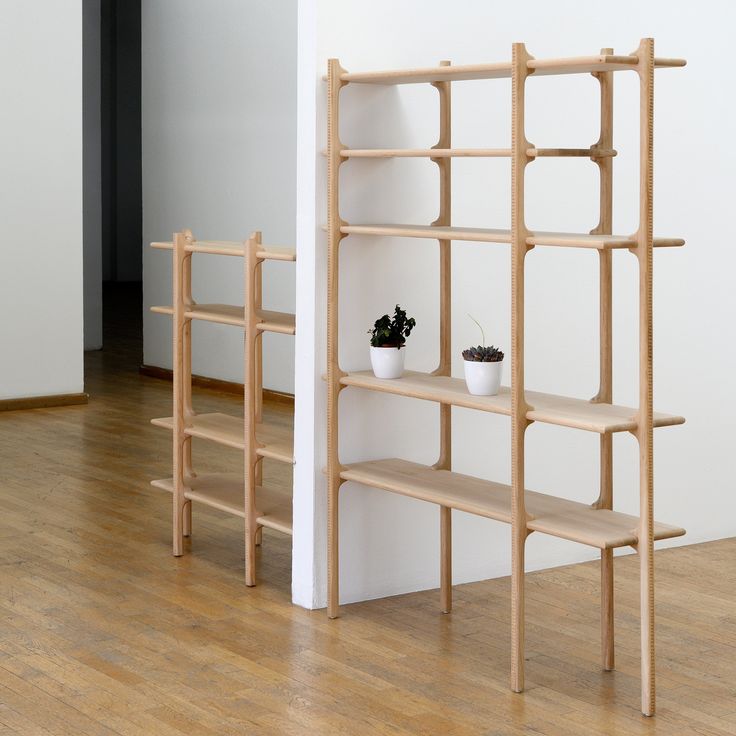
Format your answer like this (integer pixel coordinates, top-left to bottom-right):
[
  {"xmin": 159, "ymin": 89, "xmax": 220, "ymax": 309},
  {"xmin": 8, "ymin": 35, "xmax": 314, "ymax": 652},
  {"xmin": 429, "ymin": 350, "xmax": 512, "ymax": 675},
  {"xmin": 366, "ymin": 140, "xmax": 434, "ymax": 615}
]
[
  {"xmin": 340, "ymin": 223, "xmax": 684, "ymax": 250},
  {"xmin": 148, "ymin": 304, "xmax": 295, "ymax": 334},
  {"xmin": 151, "ymin": 412, "xmax": 294, "ymax": 463},
  {"xmin": 340, "ymin": 371, "xmax": 685, "ymax": 433},
  {"xmin": 340, "ymin": 458, "xmax": 685, "ymax": 549},
  {"xmin": 150, "ymin": 240, "xmax": 296, "ymax": 261},
  {"xmin": 151, "ymin": 473, "xmax": 293, "ymax": 534},
  {"xmin": 336, "ymin": 54, "xmax": 684, "ymax": 85}
]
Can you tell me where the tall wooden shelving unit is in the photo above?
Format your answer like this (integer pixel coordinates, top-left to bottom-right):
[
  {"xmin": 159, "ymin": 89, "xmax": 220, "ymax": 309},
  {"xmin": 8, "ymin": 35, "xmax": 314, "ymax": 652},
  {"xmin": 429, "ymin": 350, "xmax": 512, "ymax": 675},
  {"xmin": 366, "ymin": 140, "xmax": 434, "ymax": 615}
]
[
  {"xmin": 326, "ymin": 40, "xmax": 686, "ymax": 715},
  {"xmin": 149, "ymin": 230, "xmax": 296, "ymax": 586}
]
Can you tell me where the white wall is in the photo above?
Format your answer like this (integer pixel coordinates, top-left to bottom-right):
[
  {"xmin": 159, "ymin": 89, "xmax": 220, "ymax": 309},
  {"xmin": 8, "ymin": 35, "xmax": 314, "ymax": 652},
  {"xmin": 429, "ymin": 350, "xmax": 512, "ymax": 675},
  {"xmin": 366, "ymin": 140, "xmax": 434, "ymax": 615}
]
[
  {"xmin": 142, "ymin": 0, "xmax": 297, "ymax": 393},
  {"xmin": 0, "ymin": 0, "xmax": 84, "ymax": 400},
  {"xmin": 295, "ymin": 0, "xmax": 735, "ymax": 607}
]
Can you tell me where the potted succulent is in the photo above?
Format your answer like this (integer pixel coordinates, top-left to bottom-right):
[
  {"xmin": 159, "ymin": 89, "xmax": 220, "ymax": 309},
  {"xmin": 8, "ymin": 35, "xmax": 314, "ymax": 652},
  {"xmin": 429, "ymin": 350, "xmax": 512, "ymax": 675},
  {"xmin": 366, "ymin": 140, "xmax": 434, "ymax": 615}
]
[
  {"xmin": 368, "ymin": 304, "xmax": 416, "ymax": 379},
  {"xmin": 462, "ymin": 315, "xmax": 504, "ymax": 396}
]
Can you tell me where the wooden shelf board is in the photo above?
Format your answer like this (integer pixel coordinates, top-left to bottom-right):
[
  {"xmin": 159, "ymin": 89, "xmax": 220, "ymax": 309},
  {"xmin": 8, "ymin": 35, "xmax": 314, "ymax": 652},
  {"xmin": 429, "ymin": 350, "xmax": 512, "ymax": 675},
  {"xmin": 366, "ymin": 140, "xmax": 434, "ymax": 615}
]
[
  {"xmin": 529, "ymin": 147, "xmax": 617, "ymax": 158},
  {"xmin": 148, "ymin": 304, "xmax": 295, "ymax": 334},
  {"xmin": 256, "ymin": 309, "xmax": 296, "ymax": 335},
  {"xmin": 340, "ymin": 61, "xmax": 513, "ymax": 85},
  {"xmin": 340, "ymin": 371, "xmax": 685, "ymax": 433},
  {"xmin": 529, "ymin": 54, "xmax": 686, "ymax": 76},
  {"xmin": 151, "ymin": 412, "xmax": 294, "ymax": 463},
  {"xmin": 150, "ymin": 241, "xmax": 296, "ymax": 261},
  {"xmin": 342, "ymin": 148, "xmax": 512, "ymax": 158},
  {"xmin": 340, "ymin": 458, "xmax": 685, "ymax": 549},
  {"xmin": 150, "ymin": 473, "xmax": 293, "ymax": 534},
  {"xmin": 336, "ymin": 55, "xmax": 685, "ymax": 85},
  {"xmin": 340, "ymin": 223, "xmax": 684, "ymax": 249},
  {"xmin": 339, "ymin": 147, "xmax": 617, "ymax": 159}
]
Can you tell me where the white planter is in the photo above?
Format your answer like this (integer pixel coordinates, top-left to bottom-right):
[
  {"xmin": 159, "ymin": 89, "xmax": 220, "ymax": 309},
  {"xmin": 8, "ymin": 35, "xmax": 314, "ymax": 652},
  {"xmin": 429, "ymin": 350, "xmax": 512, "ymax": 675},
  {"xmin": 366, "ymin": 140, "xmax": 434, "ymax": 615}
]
[
  {"xmin": 464, "ymin": 359, "xmax": 503, "ymax": 396},
  {"xmin": 370, "ymin": 346, "xmax": 405, "ymax": 379}
]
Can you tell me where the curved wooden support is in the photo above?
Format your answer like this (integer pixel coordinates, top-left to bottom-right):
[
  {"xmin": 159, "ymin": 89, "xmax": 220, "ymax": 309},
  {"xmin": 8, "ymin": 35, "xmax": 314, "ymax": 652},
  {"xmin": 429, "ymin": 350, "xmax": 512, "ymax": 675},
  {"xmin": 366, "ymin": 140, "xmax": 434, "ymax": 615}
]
[
  {"xmin": 510, "ymin": 42, "xmax": 535, "ymax": 694},
  {"xmin": 590, "ymin": 48, "xmax": 616, "ymax": 673},
  {"xmin": 631, "ymin": 37, "xmax": 657, "ymax": 717},
  {"xmin": 327, "ymin": 59, "xmax": 348, "ymax": 619}
]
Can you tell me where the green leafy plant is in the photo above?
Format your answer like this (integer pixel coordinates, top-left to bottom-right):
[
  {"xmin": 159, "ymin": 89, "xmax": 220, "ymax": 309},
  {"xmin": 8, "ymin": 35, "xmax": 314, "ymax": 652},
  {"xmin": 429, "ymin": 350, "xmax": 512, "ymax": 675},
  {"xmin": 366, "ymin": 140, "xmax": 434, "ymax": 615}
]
[
  {"xmin": 462, "ymin": 314, "xmax": 504, "ymax": 362},
  {"xmin": 368, "ymin": 304, "xmax": 416, "ymax": 349}
]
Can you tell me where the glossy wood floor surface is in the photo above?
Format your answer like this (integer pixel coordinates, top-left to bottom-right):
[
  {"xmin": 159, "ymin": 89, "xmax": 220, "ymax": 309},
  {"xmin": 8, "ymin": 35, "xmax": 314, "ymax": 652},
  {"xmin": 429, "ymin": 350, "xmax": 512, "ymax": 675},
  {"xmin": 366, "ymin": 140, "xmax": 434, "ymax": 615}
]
[{"xmin": 1, "ymin": 285, "xmax": 734, "ymax": 735}]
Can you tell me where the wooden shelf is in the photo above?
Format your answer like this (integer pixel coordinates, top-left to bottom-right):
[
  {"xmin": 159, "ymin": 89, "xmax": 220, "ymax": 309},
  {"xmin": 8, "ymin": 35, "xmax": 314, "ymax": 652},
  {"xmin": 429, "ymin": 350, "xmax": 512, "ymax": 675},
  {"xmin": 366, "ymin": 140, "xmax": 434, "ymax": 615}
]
[
  {"xmin": 341, "ymin": 458, "xmax": 684, "ymax": 549},
  {"xmin": 151, "ymin": 474, "xmax": 292, "ymax": 534},
  {"xmin": 340, "ymin": 371, "xmax": 684, "ymax": 433},
  {"xmin": 340, "ymin": 223, "xmax": 684, "ymax": 250},
  {"xmin": 336, "ymin": 54, "xmax": 685, "ymax": 85},
  {"xmin": 151, "ymin": 412, "xmax": 294, "ymax": 464},
  {"xmin": 528, "ymin": 54, "xmax": 686, "ymax": 76},
  {"xmin": 342, "ymin": 148, "xmax": 512, "ymax": 158},
  {"xmin": 149, "ymin": 304, "xmax": 295, "ymax": 334},
  {"xmin": 327, "ymin": 41, "xmax": 687, "ymax": 713},
  {"xmin": 339, "ymin": 147, "xmax": 616, "ymax": 159},
  {"xmin": 151, "ymin": 241, "xmax": 296, "ymax": 261}
]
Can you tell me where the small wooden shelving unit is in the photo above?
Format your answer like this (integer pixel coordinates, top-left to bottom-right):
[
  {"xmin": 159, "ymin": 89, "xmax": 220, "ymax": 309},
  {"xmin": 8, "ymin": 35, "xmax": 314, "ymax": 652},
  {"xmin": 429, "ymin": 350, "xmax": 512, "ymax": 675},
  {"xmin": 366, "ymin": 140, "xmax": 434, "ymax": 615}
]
[
  {"xmin": 326, "ymin": 40, "xmax": 686, "ymax": 716},
  {"xmin": 150, "ymin": 230, "xmax": 296, "ymax": 585}
]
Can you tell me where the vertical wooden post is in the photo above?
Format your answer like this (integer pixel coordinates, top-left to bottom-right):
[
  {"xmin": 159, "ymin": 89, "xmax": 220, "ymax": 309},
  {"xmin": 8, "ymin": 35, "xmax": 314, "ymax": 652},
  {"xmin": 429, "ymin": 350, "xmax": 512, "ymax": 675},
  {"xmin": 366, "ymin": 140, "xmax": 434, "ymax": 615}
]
[
  {"xmin": 431, "ymin": 60, "xmax": 453, "ymax": 615},
  {"xmin": 510, "ymin": 43, "xmax": 533, "ymax": 693},
  {"xmin": 591, "ymin": 48, "xmax": 615, "ymax": 672},
  {"xmin": 255, "ymin": 259, "xmax": 264, "ymax": 425},
  {"xmin": 327, "ymin": 59, "xmax": 347, "ymax": 619},
  {"xmin": 254, "ymin": 258, "xmax": 264, "ymax": 491},
  {"xmin": 633, "ymin": 37, "xmax": 657, "ymax": 717},
  {"xmin": 172, "ymin": 230, "xmax": 193, "ymax": 556},
  {"xmin": 182, "ymin": 239, "xmax": 194, "ymax": 539},
  {"xmin": 244, "ymin": 232, "xmax": 262, "ymax": 586}
]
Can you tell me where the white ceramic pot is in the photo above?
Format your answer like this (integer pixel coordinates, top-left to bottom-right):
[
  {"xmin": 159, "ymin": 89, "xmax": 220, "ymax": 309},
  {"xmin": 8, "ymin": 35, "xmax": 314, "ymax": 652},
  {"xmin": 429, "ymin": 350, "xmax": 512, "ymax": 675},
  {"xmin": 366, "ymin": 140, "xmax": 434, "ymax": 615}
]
[
  {"xmin": 370, "ymin": 346, "xmax": 405, "ymax": 379},
  {"xmin": 463, "ymin": 359, "xmax": 503, "ymax": 396}
]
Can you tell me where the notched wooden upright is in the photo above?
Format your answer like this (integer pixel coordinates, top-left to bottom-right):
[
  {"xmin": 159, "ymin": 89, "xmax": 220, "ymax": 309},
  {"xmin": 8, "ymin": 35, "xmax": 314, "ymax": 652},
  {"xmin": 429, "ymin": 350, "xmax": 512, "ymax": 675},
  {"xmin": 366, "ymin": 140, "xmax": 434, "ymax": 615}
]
[
  {"xmin": 632, "ymin": 37, "xmax": 658, "ymax": 717},
  {"xmin": 150, "ymin": 226, "xmax": 296, "ymax": 584},
  {"xmin": 326, "ymin": 59, "xmax": 348, "ymax": 619},
  {"xmin": 325, "ymin": 39, "xmax": 686, "ymax": 717},
  {"xmin": 590, "ymin": 48, "xmax": 616, "ymax": 674},
  {"xmin": 510, "ymin": 42, "xmax": 536, "ymax": 694},
  {"xmin": 431, "ymin": 60, "xmax": 453, "ymax": 615}
]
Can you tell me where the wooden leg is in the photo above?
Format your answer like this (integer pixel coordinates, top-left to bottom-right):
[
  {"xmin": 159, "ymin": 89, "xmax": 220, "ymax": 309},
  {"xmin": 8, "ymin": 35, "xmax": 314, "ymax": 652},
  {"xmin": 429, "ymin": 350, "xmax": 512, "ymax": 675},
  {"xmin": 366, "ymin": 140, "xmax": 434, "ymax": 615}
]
[
  {"xmin": 440, "ymin": 505, "xmax": 452, "ymax": 614},
  {"xmin": 641, "ymin": 538, "xmax": 655, "ymax": 715},
  {"xmin": 601, "ymin": 548, "xmax": 614, "ymax": 670},
  {"xmin": 327, "ymin": 481, "xmax": 340, "ymax": 619},
  {"xmin": 255, "ymin": 525, "xmax": 263, "ymax": 547},
  {"xmin": 245, "ymin": 521, "xmax": 258, "ymax": 587},
  {"xmin": 599, "ymin": 433, "xmax": 615, "ymax": 670},
  {"xmin": 173, "ymin": 487, "xmax": 185, "ymax": 557},
  {"xmin": 511, "ymin": 528, "xmax": 526, "ymax": 692},
  {"xmin": 183, "ymin": 500, "xmax": 192, "ymax": 538}
]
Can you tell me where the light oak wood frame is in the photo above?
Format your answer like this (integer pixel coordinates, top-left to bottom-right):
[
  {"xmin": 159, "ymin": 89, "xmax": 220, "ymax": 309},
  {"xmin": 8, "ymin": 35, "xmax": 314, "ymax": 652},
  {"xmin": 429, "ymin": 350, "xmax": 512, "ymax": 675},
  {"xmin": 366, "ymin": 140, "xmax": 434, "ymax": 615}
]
[
  {"xmin": 431, "ymin": 60, "xmax": 453, "ymax": 616},
  {"xmin": 173, "ymin": 230, "xmax": 194, "ymax": 556},
  {"xmin": 325, "ymin": 39, "xmax": 683, "ymax": 716},
  {"xmin": 152, "ymin": 229, "xmax": 296, "ymax": 585},
  {"xmin": 590, "ymin": 48, "xmax": 616, "ymax": 674},
  {"xmin": 326, "ymin": 58, "xmax": 347, "ymax": 619},
  {"xmin": 510, "ymin": 41, "xmax": 534, "ymax": 695},
  {"xmin": 326, "ymin": 59, "xmax": 456, "ymax": 618},
  {"xmin": 632, "ymin": 37, "xmax": 657, "ymax": 717}
]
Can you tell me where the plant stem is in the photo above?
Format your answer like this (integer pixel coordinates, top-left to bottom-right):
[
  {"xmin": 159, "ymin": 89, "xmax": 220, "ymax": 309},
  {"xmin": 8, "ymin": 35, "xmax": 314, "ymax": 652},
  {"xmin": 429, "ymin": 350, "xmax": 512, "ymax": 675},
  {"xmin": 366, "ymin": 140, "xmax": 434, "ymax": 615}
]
[{"xmin": 468, "ymin": 313, "xmax": 485, "ymax": 347}]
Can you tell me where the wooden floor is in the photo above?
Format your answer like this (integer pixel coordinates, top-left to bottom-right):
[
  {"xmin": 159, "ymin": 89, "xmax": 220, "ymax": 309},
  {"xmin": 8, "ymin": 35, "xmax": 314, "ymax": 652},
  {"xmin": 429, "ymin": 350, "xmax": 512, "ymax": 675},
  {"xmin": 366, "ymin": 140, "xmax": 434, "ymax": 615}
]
[{"xmin": 0, "ymin": 285, "xmax": 734, "ymax": 735}]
